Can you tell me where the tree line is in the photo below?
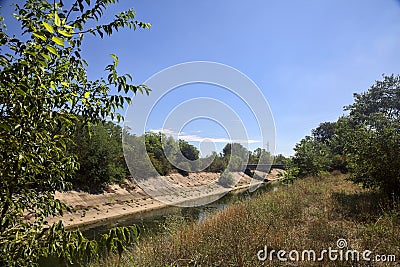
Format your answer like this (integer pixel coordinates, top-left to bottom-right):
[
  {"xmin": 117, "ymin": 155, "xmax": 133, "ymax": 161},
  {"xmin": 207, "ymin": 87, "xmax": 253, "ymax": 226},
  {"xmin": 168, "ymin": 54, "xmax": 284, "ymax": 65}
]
[
  {"xmin": 69, "ymin": 121, "xmax": 287, "ymax": 191},
  {"xmin": 290, "ymin": 74, "xmax": 400, "ymax": 197}
]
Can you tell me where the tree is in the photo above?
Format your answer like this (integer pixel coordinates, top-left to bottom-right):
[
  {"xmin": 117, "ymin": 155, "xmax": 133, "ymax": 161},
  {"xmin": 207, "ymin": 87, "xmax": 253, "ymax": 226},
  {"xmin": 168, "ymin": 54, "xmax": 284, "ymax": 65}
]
[
  {"xmin": 0, "ymin": 1, "xmax": 150, "ymax": 265},
  {"xmin": 343, "ymin": 75, "xmax": 400, "ymax": 196},
  {"xmin": 312, "ymin": 122, "xmax": 336, "ymax": 146},
  {"xmin": 178, "ymin": 139, "xmax": 199, "ymax": 161},
  {"xmin": 345, "ymin": 75, "xmax": 400, "ymax": 123},
  {"xmin": 250, "ymin": 147, "xmax": 273, "ymax": 165},
  {"xmin": 71, "ymin": 121, "xmax": 128, "ymax": 192},
  {"xmin": 292, "ymin": 121, "xmax": 348, "ymax": 177},
  {"xmin": 273, "ymin": 154, "xmax": 288, "ymax": 165},
  {"xmin": 292, "ymin": 136, "xmax": 332, "ymax": 177},
  {"xmin": 178, "ymin": 139, "xmax": 199, "ymax": 173},
  {"xmin": 205, "ymin": 151, "xmax": 227, "ymax": 173},
  {"xmin": 312, "ymin": 121, "xmax": 347, "ymax": 172},
  {"xmin": 222, "ymin": 143, "xmax": 249, "ymax": 161},
  {"xmin": 128, "ymin": 132, "xmax": 201, "ymax": 176},
  {"xmin": 222, "ymin": 143, "xmax": 251, "ymax": 173},
  {"xmin": 145, "ymin": 132, "xmax": 174, "ymax": 175}
]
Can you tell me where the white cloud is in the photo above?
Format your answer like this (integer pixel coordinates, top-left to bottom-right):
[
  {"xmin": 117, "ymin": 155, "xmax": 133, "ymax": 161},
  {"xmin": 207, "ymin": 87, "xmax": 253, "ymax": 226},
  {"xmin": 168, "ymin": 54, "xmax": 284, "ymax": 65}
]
[
  {"xmin": 150, "ymin": 128, "xmax": 177, "ymax": 136},
  {"xmin": 150, "ymin": 128, "xmax": 260, "ymax": 144}
]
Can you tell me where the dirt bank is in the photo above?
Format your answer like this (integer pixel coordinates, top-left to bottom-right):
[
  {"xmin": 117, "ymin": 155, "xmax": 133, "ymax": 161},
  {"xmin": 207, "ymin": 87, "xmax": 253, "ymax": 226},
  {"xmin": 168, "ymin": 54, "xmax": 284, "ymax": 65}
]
[{"xmin": 48, "ymin": 170, "xmax": 284, "ymax": 230}]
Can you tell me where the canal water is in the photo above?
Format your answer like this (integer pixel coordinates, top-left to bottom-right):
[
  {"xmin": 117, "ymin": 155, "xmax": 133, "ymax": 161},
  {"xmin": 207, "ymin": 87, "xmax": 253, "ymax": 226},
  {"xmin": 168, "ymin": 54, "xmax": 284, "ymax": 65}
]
[{"xmin": 82, "ymin": 182, "xmax": 274, "ymax": 240}]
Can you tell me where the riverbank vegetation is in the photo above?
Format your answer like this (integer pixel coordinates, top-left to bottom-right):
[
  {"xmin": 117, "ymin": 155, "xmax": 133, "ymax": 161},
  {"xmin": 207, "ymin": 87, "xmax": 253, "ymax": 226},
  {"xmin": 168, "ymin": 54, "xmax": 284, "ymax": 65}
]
[
  {"xmin": 291, "ymin": 75, "xmax": 400, "ymax": 198},
  {"xmin": 95, "ymin": 173, "xmax": 400, "ymax": 266},
  {"xmin": 92, "ymin": 74, "xmax": 400, "ymax": 266},
  {"xmin": 69, "ymin": 123, "xmax": 286, "ymax": 191},
  {"xmin": 0, "ymin": 1, "xmax": 151, "ymax": 265}
]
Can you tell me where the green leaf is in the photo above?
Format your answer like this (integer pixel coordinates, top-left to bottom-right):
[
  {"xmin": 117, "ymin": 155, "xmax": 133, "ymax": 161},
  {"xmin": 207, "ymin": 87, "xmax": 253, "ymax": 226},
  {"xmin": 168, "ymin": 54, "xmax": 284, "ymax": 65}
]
[
  {"xmin": 0, "ymin": 123, "xmax": 11, "ymax": 131},
  {"xmin": 52, "ymin": 36, "xmax": 64, "ymax": 47},
  {"xmin": 54, "ymin": 11, "xmax": 61, "ymax": 27},
  {"xmin": 84, "ymin": 92, "xmax": 90, "ymax": 98},
  {"xmin": 33, "ymin": 32, "xmax": 47, "ymax": 41},
  {"xmin": 0, "ymin": 55, "xmax": 8, "ymax": 64},
  {"xmin": 41, "ymin": 53, "xmax": 51, "ymax": 61},
  {"xmin": 110, "ymin": 54, "xmax": 119, "ymax": 63},
  {"xmin": 58, "ymin": 29, "xmax": 72, "ymax": 37},
  {"xmin": 38, "ymin": 59, "xmax": 48, "ymax": 67},
  {"xmin": 42, "ymin": 22, "xmax": 54, "ymax": 33},
  {"xmin": 50, "ymin": 81, "xmax": 56, "ymax": 89},
  {"xmin": 46, "ymin": 45, "xmax": 58, "ymax": 55},
  {"xmin": 116, "ymin": 240, "xmax": 124, "ymax": 256},
  {"xmin": 25, "ymin": 50, "xmax": 38, "ymax": 57}
]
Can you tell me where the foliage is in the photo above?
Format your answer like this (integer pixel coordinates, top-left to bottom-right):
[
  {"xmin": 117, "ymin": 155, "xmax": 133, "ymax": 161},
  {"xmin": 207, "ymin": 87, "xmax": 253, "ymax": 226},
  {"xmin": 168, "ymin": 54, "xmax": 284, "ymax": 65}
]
[
  {"xmin": 292, "ymin": 135, "xmax": 332, "ymax": 177},
  {"xmin": 127, "ymin": 133, "xmax": 254, "ymax": 176},
  {"xmin": 273, "ymin": 153, "xmax": 288, "ymax": 165},
  {"xmin": 204, "ymin": 152, "xmax": 227, "ymax": 173},
  {"xmin": 292, "ymin": 74, "xmax": 399, "ymax": 197},
  {"xmin": 277, "ymin": 160, "xmax": 299, "ymax": 185},
  {"xmin": 0, "ymin": 0, "xmax": 150, "ymax": 265},
  {"xmin": 292, "ymin": 120, "xmax": 348, "ymax": 177},
  {"xmin": 343, "ymin": 75, "xmax": 400, "ymax": 196},
  {"xmin": 177, "ymin": 139, "xmax": 199, "ymax": 174},
  {"xmin": 43, "ymin": 222, "xmax": 139, "ymax": 266},
  {"xmin": 201, "ymin": 143, "xmax": 276, "ymax": 173},
  {"xmin": 277, "ymin": 169, "xmax": 295, "ymax": 185},
  {"xmin": 313, "ymin": 121, "xmax": 347, "ymax": 172},
  {"xmin": 249, "ymin": 147, "xmax": 273, "ymax": 165},
  {"xmin": 144, "ymin": 132, "xmax": 175, "ymax": 176},
  {"xmin": 226, "ymin": 155, "xmax": 245, "ymax": 171},
  {"xmin": 222, "ymin": 142, "xmax": 249, "ymax": 160},
  {"xmin": 311, "ymin": 121, "xmax": 336, "ymax": 146},
  {"xmin": 123, "ymin": 132, "xmax": 156, "ymax": 179},
  {"xmin": 178, "ymin": 139, "xmax": 199, "ymax": 161},
  {"xmin": 142, "ymin": 132, "xmax": 201, "ymax": 175},
  {"xmin": 70, "ymin": 121, "xmax": 128, "ymax": 192},
  {"xmin": 127, "ymin": 136, "xmax": 280, "ymax": 176}
]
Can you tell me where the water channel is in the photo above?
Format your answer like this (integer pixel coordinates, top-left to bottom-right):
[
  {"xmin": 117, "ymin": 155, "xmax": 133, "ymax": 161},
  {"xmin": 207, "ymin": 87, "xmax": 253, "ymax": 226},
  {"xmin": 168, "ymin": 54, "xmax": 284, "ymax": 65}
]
[
  {"xmin": 82, "ymin": 182, "xmax": 275, "ymax": 240},
  {"xmin": 40, "ymin": 182, "xmax": 277, "ymax": 266}
]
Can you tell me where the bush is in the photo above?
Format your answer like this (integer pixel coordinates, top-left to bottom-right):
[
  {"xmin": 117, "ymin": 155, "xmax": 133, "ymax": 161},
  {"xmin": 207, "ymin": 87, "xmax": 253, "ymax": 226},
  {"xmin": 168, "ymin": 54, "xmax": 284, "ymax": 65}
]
[
  {"xmin": 292, "ymin": 136, "xmax": 332, "ymax": 177},
  {"xmin": 344, "ymin": 75, "xmax": 400, "ymax": 196}
]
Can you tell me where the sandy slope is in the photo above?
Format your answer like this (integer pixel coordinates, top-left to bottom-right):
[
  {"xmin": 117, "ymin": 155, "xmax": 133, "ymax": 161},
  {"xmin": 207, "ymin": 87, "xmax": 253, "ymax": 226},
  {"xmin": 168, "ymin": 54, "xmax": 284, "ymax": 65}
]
[{"xmin": 48, "ymin": 170, "xmax": 284, "ymax": 230}]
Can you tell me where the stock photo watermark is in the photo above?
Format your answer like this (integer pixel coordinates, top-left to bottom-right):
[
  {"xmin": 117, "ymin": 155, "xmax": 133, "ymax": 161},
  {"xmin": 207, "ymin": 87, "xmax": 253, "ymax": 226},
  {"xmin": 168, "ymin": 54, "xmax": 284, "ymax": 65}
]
[
  {"xmin": 257, "ymin": 238, "xmax": 397, "ymax": 263},
  {"xmin": 123, "ymin": 61, "xmax": 276, "ymax": 207}
]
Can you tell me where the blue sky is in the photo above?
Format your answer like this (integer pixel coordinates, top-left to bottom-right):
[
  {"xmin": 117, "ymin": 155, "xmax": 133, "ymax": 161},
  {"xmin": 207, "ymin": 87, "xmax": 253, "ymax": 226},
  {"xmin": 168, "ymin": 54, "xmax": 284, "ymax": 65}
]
[{"xmin": 2, "ymin": 0, "xmax": 400, "ymax": 156}]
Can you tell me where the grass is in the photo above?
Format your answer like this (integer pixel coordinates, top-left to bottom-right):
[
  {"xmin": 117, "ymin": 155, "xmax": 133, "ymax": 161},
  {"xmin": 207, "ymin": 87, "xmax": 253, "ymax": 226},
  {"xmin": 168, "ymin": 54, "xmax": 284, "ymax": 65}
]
[{"xmin": 94, "ymin": 173, "xmax": 400, "ymax": 266}]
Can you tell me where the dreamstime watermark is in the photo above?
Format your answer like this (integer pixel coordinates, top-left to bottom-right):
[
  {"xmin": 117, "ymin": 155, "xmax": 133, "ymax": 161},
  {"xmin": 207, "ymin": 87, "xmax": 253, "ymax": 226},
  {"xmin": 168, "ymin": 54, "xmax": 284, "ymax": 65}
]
[
  {"xmin": 123, "ymin": 61, "xmax": 276, "ymax": 207},
  {"xmin": 257, "ymin": 238, "xmax": 397, "ymax": 263}
]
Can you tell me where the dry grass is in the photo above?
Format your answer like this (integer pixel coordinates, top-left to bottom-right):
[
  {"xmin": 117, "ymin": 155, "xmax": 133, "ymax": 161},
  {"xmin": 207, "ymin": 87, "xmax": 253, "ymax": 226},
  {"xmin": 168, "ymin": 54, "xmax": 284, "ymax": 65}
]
[{"xmin": 95, "ymin": 174, "xmax": 400, "ymax": 266}]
